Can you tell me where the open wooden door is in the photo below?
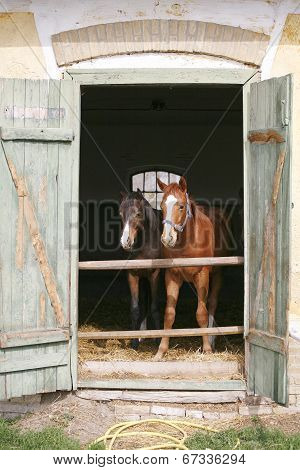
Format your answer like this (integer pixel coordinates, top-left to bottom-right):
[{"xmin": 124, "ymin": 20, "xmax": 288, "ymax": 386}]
[
  {"xmin": 0, "ymin": 78, "xmax": 80, "ymax": 399},
  {"xmin": 245, "ymin": 75, "xmax": 291, "ymax": 404}
]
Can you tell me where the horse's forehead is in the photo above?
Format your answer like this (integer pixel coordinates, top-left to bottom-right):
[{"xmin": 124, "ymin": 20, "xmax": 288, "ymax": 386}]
[
  {"xmin": 122, "ymin": 198, "xmax": 143, "ymax": 212},
  {"xmin": 165, "ymin": 194, "xmax": 177, "ymax": 206},
  {"xmin": 132, "ymin": 198, "xmax": 143, "ymax": 209},
  {"xmin": 163, "ymin": 187, "xmax": 185, "ymax": 204}
]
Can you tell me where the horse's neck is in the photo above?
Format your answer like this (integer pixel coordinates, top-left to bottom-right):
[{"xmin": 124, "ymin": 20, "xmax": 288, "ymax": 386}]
[{"xmin": 135, "ymin": 213, "xmax": 160, "ymax": 258}]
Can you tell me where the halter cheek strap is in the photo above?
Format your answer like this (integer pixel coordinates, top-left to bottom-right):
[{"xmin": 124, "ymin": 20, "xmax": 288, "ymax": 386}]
[{"xmin": 162, "ymin": 193, "xmax": 192, "ymax": 233}]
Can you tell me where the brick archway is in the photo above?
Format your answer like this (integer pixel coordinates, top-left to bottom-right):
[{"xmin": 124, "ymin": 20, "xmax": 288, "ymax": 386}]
[{"xmin": 52, "ymin": 19, "xmax": 269, "ymax": 67}]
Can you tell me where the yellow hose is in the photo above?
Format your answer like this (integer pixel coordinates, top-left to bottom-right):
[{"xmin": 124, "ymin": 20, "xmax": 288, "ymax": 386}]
[{"xmin": 89, "ymin": 418, "xmax": 220, "ymax": 451}]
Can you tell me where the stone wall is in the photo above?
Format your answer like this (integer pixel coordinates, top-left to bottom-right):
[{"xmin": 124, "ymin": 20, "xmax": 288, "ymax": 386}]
[{"xmin": 1, "ymin": 392, "xmax": 299, "ymax": 421}]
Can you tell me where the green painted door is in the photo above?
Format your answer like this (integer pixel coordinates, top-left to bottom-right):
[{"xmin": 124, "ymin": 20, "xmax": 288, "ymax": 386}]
[
  {"xmin": 246, "ymin": 75, "xmax": 291, "ymax": 404},
  {"xmin": 0, "ymin": 79, "xmax": 80, "ymax": 399}
]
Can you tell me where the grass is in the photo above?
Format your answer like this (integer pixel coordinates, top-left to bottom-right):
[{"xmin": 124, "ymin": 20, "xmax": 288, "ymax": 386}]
[
  {"xmin": 2, "ymin": 417, "xmax": 300, "ymax": 450},
  {"xmin": 0, "ymin": 419, "xmax": 80, "ymax": 450},
  {"xmin": 186, "ymin": 423, "xmax": 300, "ymax": 450}
]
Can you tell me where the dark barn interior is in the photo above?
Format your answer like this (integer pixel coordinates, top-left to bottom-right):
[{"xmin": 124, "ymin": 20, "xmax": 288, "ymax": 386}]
[{"xmin": 78, "ymin": 84, "xmax": 244, "ymax": 362}]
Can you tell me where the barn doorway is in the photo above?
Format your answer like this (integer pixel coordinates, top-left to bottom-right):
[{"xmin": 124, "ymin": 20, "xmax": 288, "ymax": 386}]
[{"xmin": 77, "ymin": 81, "xmax": 245, "ymax": 386}]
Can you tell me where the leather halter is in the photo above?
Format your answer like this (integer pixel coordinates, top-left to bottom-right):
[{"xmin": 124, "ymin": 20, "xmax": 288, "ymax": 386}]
[{"xmin": 162, "ymin": 193, "xmax": 192, "ymax": 233}]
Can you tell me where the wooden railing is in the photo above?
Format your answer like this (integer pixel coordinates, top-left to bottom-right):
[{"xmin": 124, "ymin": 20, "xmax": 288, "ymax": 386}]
[{"xmin": 79, "ymin": 256, "xmax": 244, "ymax": 271}]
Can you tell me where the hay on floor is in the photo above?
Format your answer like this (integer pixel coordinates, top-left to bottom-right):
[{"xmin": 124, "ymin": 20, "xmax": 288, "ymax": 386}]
[{"xmin": 78, "ymin": 324, "xmax": 244, "ymax": 364}]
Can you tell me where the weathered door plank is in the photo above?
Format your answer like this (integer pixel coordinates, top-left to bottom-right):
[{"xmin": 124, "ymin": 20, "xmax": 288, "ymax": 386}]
[
  {"xmin": 23, "ymin": 78, "xmax": 43, "ymax": 396},
  {"xmin": 0, "ymin": 79, "xmax": 14, "ymax": 399},
  {"xmin": 7, "ymin": 79, "xmax": 26, "ymax": 398},
  {"xmin": 0, "ymin": 352, "xmax": 69, "ymax": 373},
  {"xmin": 0, "ymin": 127, "xmax": 74, "ymax": 141},
  {"xmin": 0, "ymin": 328, "xmax": 69, "ymax": 348},
  {"xmin": 56, "ymin": 79, "xmax": 74, "ymax": 392},
  {"xmin": 44, "ymin": 79, "xmax": 61, "ymax": 393}
]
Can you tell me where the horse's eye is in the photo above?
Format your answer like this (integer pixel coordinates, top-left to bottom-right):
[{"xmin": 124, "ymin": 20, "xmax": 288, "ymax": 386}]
[
  {"xmin": 136, "ymin": 212, "xmax": 142, "ymax": 217},
  {"xmin": 179, "ymin": 205, "xmax": 184, "ymax": 210}
]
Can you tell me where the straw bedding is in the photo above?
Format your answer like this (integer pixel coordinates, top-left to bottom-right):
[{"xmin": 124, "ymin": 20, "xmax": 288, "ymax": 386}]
[
  {"xmin": 78, "ymin": 271, "xmax": 244, "ymax": 365},
  {"xmin": 78, "ymin": 323, "xmax": 244, "ymax": 364}
]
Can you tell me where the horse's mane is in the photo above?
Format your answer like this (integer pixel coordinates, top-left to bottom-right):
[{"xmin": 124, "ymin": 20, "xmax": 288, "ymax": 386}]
[
  {"xmin": 189, "ymin": 198, "xmax": 198, "ymax": 218},
  {"xmin": 126, "ymin": 190, "xmax": 144, "ymax": 201}
]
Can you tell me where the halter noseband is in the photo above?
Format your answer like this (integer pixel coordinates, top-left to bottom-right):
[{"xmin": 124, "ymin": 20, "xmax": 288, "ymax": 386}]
[{"xmin": 162, "ymin": 193, "xmax": 192, "ymax": 233}]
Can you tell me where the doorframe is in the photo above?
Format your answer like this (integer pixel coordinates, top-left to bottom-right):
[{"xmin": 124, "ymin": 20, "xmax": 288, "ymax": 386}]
[{"xmin": 66, "ymin": 67, "xmax": 260, "ymax": 391}]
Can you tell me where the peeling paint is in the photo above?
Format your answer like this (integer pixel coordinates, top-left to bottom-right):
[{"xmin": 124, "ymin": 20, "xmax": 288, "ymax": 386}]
[
  {"xmin": 283, "ymin": 15, "xmax": 300, "ymax": 42},
  {"xmin": 4, "ymin": 106, "xmax": 65, "ymax": 120},
  {"xmin": 166, "ymin": 3, "xmax": 188, "ymax": 17}
]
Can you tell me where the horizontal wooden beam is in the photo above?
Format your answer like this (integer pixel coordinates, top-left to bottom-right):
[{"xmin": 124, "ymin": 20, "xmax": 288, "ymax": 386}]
[
  {"xmin": 78, "ymin": 325, "xmax": 244, "ymax": 340},
  {"xmin": 83, "ymin": 360, "xmax": 242, "ymax": 378},
  {"xmin": 0, "ymin": 127, "xmax": 74, "ymax": 142},
  {"xmin": 247, "ymin": 329, "xmax": 287, "ymax": 354},
  {"xmin": 78, "ymin": 378, "xmax": 246, "ymax": 391},
  {"xmin": 0, "ymin": 352, "xmax": 68, "ymax": 373},
  {"xmin": 67, "ymin": 68, "xmax": 258, "ymax": 85},
  {"xmin": 76, "ymin": 389, "xmax": 246, "ymax": 404},
  {"xmin": 0, "ymin": 328, "xmax": 69, "ymax": 349},
  {"xmin": 79, "ymin": 256, "xmax": 244, "ymax": 271}
]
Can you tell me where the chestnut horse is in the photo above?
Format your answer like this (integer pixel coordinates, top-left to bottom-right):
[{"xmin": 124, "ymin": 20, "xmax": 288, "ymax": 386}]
[
  {"xmin": 120, "ymin": 190, "xmax": 161, "ymax": 349},
  {"xmin": 154, "ymin": 176, "xmax": 214, "ymax": 360}
]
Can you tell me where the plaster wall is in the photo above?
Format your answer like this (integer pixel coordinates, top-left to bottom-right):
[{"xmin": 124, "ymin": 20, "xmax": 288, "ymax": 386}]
[{"xmin": 0, "ymin": 0, "xmax": 299, "ymax": 79}]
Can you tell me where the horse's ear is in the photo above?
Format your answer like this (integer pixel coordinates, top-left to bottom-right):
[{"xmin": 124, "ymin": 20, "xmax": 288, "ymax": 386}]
[
  {"xmin": 120, "ymin": 191, "xmax": 127, "ymax": 200},
  {"xmin": 179, "ymin": 176, "xmax": 187, "ymax": 192},
  {"xmin": 157, "ymin": 178, "xmax": 167, "ymax": 192},
  {"xmin": 137, "ymin": 188, "xmax": 143, "ymax": 196}
]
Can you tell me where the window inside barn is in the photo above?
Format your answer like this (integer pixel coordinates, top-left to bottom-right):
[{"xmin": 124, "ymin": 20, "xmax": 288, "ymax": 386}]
[{"xmin": 131, "ymin": 170, "xmax": 181, "ymax": 209}]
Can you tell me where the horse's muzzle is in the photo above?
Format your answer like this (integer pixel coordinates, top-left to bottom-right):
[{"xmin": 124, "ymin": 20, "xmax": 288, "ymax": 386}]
[
  {"xmin": 120, "ymin": 236, "xmax": 133, "ymax": 250},
  {"xmin": 161, "ymin": 234, "xmax": 176, "ymax": 248},
  {"xmin": 121, "ymin": 241, "xmax": 132, "ymax": 251}
]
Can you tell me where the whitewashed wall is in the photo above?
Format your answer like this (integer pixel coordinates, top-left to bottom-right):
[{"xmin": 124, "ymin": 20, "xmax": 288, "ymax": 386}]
[{"xmin": 1, "ymin": 0, "xmax": 300, "ymax": 78}]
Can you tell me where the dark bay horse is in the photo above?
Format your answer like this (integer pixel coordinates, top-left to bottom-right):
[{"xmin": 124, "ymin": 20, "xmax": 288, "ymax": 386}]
[
  {"xmin": 154, "ymin": 176, "xmax": 214, "ymax": 360},
  {"xmin": 120, "ymin": 190, "xmax": 161, "ymax": 349}
]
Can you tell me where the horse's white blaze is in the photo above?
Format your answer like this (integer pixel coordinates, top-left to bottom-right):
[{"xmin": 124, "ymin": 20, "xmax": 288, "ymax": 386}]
[
  {"xmin": 121, "ymin": 220, "xmax": 130, "ymax": 247},
  {"xmin": 163, "ymin": 194, "xmax": 177, "ymax": 241}
]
